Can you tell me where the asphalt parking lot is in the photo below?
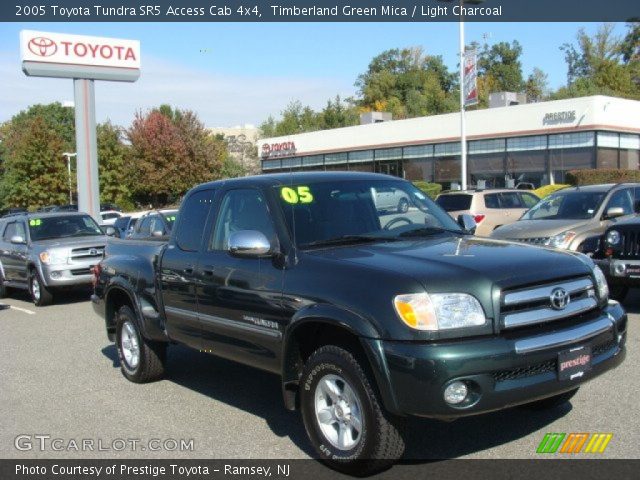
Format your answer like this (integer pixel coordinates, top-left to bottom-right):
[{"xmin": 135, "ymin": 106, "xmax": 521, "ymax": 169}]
[{"xmin": 0, "ymin": 289, "xmax": 638, "ymax": 461}]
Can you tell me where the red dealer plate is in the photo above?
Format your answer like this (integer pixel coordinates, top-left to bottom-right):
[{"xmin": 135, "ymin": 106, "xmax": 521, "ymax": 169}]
[{"xmin": 557, "ymin": 345, "xmax": 592, "ymax": 381}]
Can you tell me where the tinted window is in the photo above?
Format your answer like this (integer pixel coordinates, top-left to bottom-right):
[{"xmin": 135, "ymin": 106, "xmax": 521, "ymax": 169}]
[
  {"xmin": 28, "ymin": 215, "xmax": 102, "ymax": 241},
  {"xmin": 606, "ymin": 189, "xmax": 634, "ymax": 216},
  {"xmin": 634, "ymin": 188, "xmax": 640, "ymax": 213},
  {"xmin": 523, "ymin": 191, "xmax": 606, "ymax": 220},
  {"xmin": 176, "ymin": 189, "xmax": 215, "ymax": 252},
  {"xmin": 136, "ymin": 217, "xmax": 153, "ymax": 236},
  {"xmin": 3, "ymin": 222, "xmax": 23, "ymax": 240},
  {"xmin": 114, "ymin": 216, "xmax": 131, "ymax": 229},
  {"xmin": 211, "ymin": 189, "xmax": 275, "ymax": 250},
  {"xmin": 161, "ymin": 211, "xmax": 178, "ymax": 231},
  {"xmin": 436, "ymin": 194, "xmax": 473, "ymax": 211},
  {"xmin": 499, "ymin": 192, "xmax": 522, "ymax": 208},
  {"xmin": 101, "ymin": 212, "xmax": 120, "ymax": 220},
  {"xmin": 484, "ymin": 194, "xmax": 500, "ymax": 209},
  {"xmin": 520, "ymin": 192, "xmax": 539, "ymax": 208}
]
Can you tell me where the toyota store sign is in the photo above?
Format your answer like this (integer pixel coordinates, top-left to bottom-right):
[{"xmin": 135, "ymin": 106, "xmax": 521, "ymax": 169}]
[{"xmin": 20, "ymin": 30, "xmax": 140, "ymax": 82}]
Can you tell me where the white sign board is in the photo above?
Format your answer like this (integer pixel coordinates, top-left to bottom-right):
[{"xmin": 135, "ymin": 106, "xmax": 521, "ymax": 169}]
[{"xmin": 20, "ymin": 30, "xmax": 140, "ymax": 82}]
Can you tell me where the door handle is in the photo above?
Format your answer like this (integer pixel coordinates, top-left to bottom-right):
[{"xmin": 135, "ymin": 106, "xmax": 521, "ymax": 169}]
[{"xmin": 183, "ymin": 264, "xmax": 194, "ymax": 275}]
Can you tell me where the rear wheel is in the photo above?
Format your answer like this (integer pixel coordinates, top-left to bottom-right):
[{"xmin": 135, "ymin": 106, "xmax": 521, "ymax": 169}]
[
  {"xmin": 116, "ymin": 306, "xmax": 166, "ymax": 383},
  {"xmin": 522, "ymin": 388, "xmax": 579, "ymax": 411},
  {"xmin": 609, "ymin": 285, "xmax": 628, "ymax": 302},
  {"xmin": 300, "ymin": 345, "xmax": 404, "ymax": 475},
  {"xmin": 29, "ymin": 270, "xmax": 53, "ymax": 306}
]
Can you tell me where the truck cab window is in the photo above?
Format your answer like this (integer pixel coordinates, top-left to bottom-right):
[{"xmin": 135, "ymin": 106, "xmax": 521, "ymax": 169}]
[{"xmin": 175, "ymin": 189, "xmax": 215, "ymax": 251}]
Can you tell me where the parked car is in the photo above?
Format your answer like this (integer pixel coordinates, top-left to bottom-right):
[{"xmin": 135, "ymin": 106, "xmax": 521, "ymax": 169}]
[
  {"xmin": 100, "ymin": 203, "xmax": 122, "ymax": 212},
  {"xmin": 436, "ymin": 189, "xmax": 540, "ymax": 236},
  {"xmin": 126, "ymin": 209, "xmax": 178, "ymax": 240},
  {"xmin": 92, "ymin": 172, "xmax": 625, "ymax": 474},
  {"xmin": 99, "ymin": 210, "xmax": 122, "ymax": 226},
  {"xmin": 491, "ymin": 183, "xmax": 640, "ymax": 250},
  {"xmin": 371, "ymin": 186, "xmax": 410, "ymax": 213},
  {"xmin": 0, "ymin": 207, "xmax": 28, "ymax": 218},
  {"xmin": 51, "ymin": 204, "xmax": 78, "ymax": 212},
  {"xmin": 0, "ymin": 212, "xmax": 106, "ymax": 306},
  {"xmin": 592, "ymin": 216, "xmax": 640, "ymax": 302},
  {"xmin": 110, "ymin": 211, "xmax": 148, "ymax": 239}
]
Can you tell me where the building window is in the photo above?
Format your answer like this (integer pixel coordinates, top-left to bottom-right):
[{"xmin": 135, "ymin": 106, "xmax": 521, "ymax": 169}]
[
  {"xmin": 302, "ymin": 155, "xmax": 324, "ymax": 166},
  {"xmin": 375, "ymin": 147, "xmax": 402, "ymax": 160},
  {"xmin": 620, "ymin": 134, "xmax": 640, "ymax": 170},
  {"xmin": 262, "ymin": 159, "xmax": 281, "ymax": 170},
  {"xmin": 435, "ymin": 157, "xmax": 461, "ymax": 186},
  {"xmin": 469, "ymin": 139, "xmax": 505, "ymax": 154},
  {"xmin": 507, "ymin": 135, "xmax": 547, "ymax": 152},
  {"xmin": 404, "ymin": 159, "xmax": 434, "ymax": 182},
  {"xmin": 403, "ymin": 145, "xmax": 433, "ymax": 158},
  {"xmin": 548, "ymin": 132, "xmax": 595, "ymax": 149},
  {"xmin": 469, "ymin": 153, "xmax": 506, "ymax": 188},
  {"xmin": 506, "ymin": 151, "xmax": 548, "ymax": 189},
  {"xmin": 550, "ymin": 148, "xmax": 594, "ymax": 183},
  {"xmin": 281, "ymin": 157, "xmax": 302, "ymax": 169},
  {"xmin": 434, "ymin": 142, "xmax": 461, "ymax": 157},
  {"xmin": 598, "ymin": 132, "xmax": 619, "ymax": 148},
  {"xmin": 324, "ymin": 152, "xmax": 348, "ymax": 165},
  {"xmin": 597, "ymin": 149, "xmax": 619, "ymax": 169},
  {"xmin": 348, "ymin": 150, "xmax": 374, "ymax": 163}
]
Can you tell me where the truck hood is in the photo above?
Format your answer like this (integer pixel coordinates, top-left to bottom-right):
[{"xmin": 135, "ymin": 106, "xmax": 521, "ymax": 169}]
[
  {"xmin": 31, "ymin": 236, "xmax": 107, "ymax": 250},
  {"xmin": 490, "ymin": 219, "xmax": 590, "ymax": 239},
  {"xmin": 307, "ymin": 235, "xmax": 593, "ymax": 292}
]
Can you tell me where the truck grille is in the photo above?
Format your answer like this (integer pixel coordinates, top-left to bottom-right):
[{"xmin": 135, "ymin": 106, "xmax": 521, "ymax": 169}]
[
  {"xmin": 70, "ymin": 245, "xmax": 105, "ymax": 260},
  {"xmin": 619, "ymin": 230, "xmax": 640, "ymax": 259},
  {"xmin": 501, "ymin": 276, "xmax": 597, "ymax": 329},
  {"xmin": 508, "ymin": 237, "xmax": 550, "ymax": 245}
]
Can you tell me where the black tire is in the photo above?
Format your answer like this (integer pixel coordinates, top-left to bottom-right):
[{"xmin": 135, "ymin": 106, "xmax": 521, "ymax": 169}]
[
  {"xmin": 115, "ymin": 305, "xmax": 166, "ymax": 383},
  {"xmin": 0, "ymin": 276, "xmax": 8, "ymax": 299},
  {"xmin": 609, "ymin": 285, "xmax": 628, "ymax": 303},
  {"xmin": 300, "ymin": 345, "xmax": 404, "ymax": 475},
  {"xmin": 522, "ymin": 388, "xmax": 579, "ymax": 411},
  {"xmin": 397, "ymin": 198, "xmax": 409, "ymax": 214},
  {"xmin": 29, "ymin": 269, "xmax": 54, "ymax": 306}
]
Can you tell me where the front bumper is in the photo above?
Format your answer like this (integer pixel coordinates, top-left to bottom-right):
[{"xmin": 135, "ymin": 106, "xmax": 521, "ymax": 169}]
[
  {"xmin": 40, "ymin": 261, "xmax": 97, "ymax": 287},
  {"xmin": 595, "ymin": 257, "xmax": 640, "ymax": 287},
  {"xmin": 378, "ymin": 302, "xmax": 626, "ymax": 418}
]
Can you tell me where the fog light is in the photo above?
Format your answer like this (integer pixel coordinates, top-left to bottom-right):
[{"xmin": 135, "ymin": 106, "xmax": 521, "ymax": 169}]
[
  {"xmin": 444, "ymin": 381, "xmax": 468, "ymax": 405},
  {"xmin": 614, "ymin": 263, "xmax": 626, "ymax": 275},
  {"xmin": 49, "ymin": 271, "xmax": 61, "ymax": 279}
]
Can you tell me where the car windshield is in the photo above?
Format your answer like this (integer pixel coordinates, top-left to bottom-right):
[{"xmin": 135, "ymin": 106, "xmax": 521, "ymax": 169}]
[
  {"xmin": 28, "ymin": 215, "xmax": 104, "ymax": 241},
  {"xmin": 276, "ymin": 179, "xmax": 463, "ymax": 248},
  {"xmin": 521, "ymin": 190, "xmax": 606, "ymax": 220}
]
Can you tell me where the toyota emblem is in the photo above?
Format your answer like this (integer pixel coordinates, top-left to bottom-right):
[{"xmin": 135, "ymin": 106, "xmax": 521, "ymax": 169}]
[
  {"xmin": 550, "ymin": 287, "xmax": 570, "ymax": 310},
  {"xmin": 89, "ymin": 249, "xmax": 98, "ymax": 256},
  {"xmin": 28, "ymin": 37, "xmax": 58, "ymax": 57}
]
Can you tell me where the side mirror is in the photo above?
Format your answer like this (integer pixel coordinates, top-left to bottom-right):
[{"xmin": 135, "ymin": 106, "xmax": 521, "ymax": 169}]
[
  {"xmin": 228, "ymin": 230, "xmax": 272, "ymax": 258},
  {"xmin": 103, "ymin": 226, "xmax": 118, "ymax": 237},
  {"xmin": 151, "ymin": 230, "xmax": 164, "ymax": 238},
  {"xmin": 10, "ymin": 235, "xmax": 26, "ymax": 245},
  {"xmin": 457, "ymin": 214, "xmax": 477, "ymax": 234},
  {"xmin": 605, "ymin": 207, "xmax": 625, "ymax": 219}
]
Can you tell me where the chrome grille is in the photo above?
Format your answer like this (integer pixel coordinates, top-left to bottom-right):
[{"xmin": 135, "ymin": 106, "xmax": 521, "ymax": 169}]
[
  {"xmin": 620, "ymin": 230, "xmax": 640, "ymax": 258},
  {"xmin": 501, "ymin": 276, "xmax": 597, "ymax": 329},
  {"xmin": 508, "ymin": 237, "xmax": 550, "ymax": 245},
  {"xmin": 70, "ymin": 245, "xmax": 105, "ymax": 260}
]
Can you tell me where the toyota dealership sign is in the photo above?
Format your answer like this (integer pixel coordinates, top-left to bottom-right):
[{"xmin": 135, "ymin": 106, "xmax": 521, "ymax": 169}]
[{"xmin": 20, "ymin": 30, "xmax": 140, "ymax": 82}]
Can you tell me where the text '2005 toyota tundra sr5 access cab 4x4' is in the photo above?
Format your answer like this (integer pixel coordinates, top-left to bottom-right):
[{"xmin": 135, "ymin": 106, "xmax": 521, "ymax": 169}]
[{"xmin": 92, "ymin": 172, "xmax": 626, "ymax": 474}]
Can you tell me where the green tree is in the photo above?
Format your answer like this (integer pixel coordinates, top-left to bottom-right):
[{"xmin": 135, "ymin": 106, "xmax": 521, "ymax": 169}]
[
  {"xmin": 477, "ymin": 40, "xmax": 524, "ymax": 100},
  {"xmin": 259, "ymin": 101, "xmax": 322, "ymax": 137},
  {"xmin": 97, "ymin": 122, "xmax": 134, "ymax": 210},
  {"xmin": 525, "ymin": 67, "xmax": 550, "ymax": 102},
  {"xmin": 318, "ymin": 96, "xmax": 359, "ymax": 129}
]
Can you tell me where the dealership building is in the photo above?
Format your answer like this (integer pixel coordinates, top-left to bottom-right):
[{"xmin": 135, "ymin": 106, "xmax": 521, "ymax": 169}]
[{"xmin": 258, "ymin": 95, "xmax": 640, "ymax": 189}]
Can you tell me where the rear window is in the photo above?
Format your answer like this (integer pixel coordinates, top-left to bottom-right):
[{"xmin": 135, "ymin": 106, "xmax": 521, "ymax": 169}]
[{"xmin": 436, "ymin": 194, "xmax": 472, "ymax": 212}]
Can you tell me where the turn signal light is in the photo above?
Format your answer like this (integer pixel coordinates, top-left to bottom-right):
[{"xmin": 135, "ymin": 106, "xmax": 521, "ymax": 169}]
[{"xmin": 473, "ymin": 214, "xmax": 486, "ymax": 224}]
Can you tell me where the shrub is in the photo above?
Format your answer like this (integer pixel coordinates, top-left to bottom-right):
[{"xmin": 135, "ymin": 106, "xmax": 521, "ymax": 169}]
[
  {"xmin": 566, "ymin": 169, "xmax": 640, "ymax": 186},
  {"xmin": 412, "ymin": 181, "xmax": 442, "ymax": 199},
  {"xmin": 532, "ymin": 184, "xmax": 570, "ymax": 198}
]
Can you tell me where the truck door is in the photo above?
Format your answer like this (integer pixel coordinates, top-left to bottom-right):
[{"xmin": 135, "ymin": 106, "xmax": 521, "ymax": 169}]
[
  {"xmin": 196, "ymin": 187, "xmax": 284, "ymax": 373},
  {"xmin": 159, "ymin": 189, "xmax": 215, "ymax": 348},
  {"xmin": 1, "ymin": 221, "xmax": 28, "ymax": 283}
]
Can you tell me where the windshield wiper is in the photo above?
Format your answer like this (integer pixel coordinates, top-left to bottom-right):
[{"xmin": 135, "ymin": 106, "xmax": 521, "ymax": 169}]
[
  {"xmin": 397, "ymin": 226, "xmax": 466, "ymax": 238},
  {"xmin": 301, "ymin": 234, "xmax": 397, "ymax": 248}
]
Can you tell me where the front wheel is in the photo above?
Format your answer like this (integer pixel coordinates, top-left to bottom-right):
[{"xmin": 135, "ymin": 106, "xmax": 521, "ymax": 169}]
[
  {"xmin": 116, "ymin": 306, "xmax": 166, "ymax": 383},
  {"xmin": 29, "ymin": 270, "xmax": 53, "ymax": 306},
  {"xmin": 300, "ymin": 345, "xmax": 404, "ymax": 475}
]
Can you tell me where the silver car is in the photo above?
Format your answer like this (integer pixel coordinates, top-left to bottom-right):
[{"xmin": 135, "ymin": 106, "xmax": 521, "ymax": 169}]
[
  {"xmin": 0, "ymin": 212, "xmax": 106, "ymax": 306},
  {"xmin": 491, "ymin": 183, "xmax": 640, "ymax": 251},
  {"xmin": 371, "ymin": 186, "xmax": 410, "ymax": 213}
]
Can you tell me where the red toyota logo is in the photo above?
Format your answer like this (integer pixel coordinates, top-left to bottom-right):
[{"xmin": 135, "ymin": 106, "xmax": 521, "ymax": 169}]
[{"xmin": 28, "ymin": 37, "xmax": 58, "ymax": 57}]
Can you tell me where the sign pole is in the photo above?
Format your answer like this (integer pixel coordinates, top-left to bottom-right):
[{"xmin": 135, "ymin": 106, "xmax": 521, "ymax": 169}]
[
  {"xmin": 73, "ymin": 78, "xmax": 100, "ymax": 221},
  {"xmin": 458, "ymin": 1, "xmax": 467, "ymax": 191}
]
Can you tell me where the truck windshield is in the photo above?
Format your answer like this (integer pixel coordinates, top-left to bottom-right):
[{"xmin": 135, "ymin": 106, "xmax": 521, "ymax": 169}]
[
  {"xmin": 28, "ymin": 215, "xmax": 104, "ymax": 241},
  {"xmin": 521, "ymin": 191, "xmax": 606, "ymax": 220},
  {"xmin": 276, "ymin": 179, "xmax": 463, "ymax": 248}
]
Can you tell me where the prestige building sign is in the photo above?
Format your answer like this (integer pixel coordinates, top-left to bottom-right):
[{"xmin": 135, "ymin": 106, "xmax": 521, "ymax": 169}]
[{"xmin": 20, "ymin": 30, "xmax": 140, "ymax": 81}]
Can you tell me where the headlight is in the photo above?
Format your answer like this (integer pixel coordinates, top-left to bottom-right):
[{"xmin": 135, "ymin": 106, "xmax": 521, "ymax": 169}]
[
  {"xmin": 606, "ymin": 230, "xmax": 620, "ymax": 246},
  {"xmin": 546, "ymin": 231, "xmax": 576, "ymax": 249},
  {"xmin": 593, "ymin": 265, "xmax": 609, "ymax": 301},
  {"xmin": 393, "ymin": 292, "xmax": 486, "ymax": 331},
  {"xmin": 39, "ymin": 250, "xmax": 68, "ymax": 265}
]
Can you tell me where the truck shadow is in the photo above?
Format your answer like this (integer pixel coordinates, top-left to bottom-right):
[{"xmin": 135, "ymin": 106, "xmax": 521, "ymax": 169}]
[{"xmin": 102, "ymin": 343, "xmax": 569, "ymax": 461}]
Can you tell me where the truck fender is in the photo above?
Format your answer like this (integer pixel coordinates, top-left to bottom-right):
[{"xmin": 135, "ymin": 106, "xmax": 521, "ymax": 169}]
[
  {"xmin": 281, "ymin": 304, "xmax": 401, "ymax": 415},
  {"xmin": 104, "ymin": 277, "xmax": 167, "ymax": 343}
]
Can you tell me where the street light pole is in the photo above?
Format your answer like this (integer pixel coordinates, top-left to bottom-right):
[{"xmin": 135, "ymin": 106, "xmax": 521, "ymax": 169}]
[
  {"xmin": 62, "ymin": 152, "xmax": 76, "ymax": 205},
  {"xmin": 458, "ymin": 0, "xmax": 467, "ymax": 191}
]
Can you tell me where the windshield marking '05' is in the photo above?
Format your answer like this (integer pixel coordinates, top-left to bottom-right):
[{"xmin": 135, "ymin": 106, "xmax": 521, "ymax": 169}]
[
  {"xmin": 522, "ymin": 191, "xmax": 606, "ymax": 221},
  {"xmin": 276, "ymin": 180, "xmax": 462, "ymax": 248},
  {"xmin": 29, "ymin": 215, "xmax": 103, "ymax": 241}
]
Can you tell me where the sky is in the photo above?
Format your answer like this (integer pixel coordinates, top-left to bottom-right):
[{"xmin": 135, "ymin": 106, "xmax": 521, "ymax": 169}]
[{"xmin": 0, "ymin": 21, "xmax": 627, "ymax": 128}]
